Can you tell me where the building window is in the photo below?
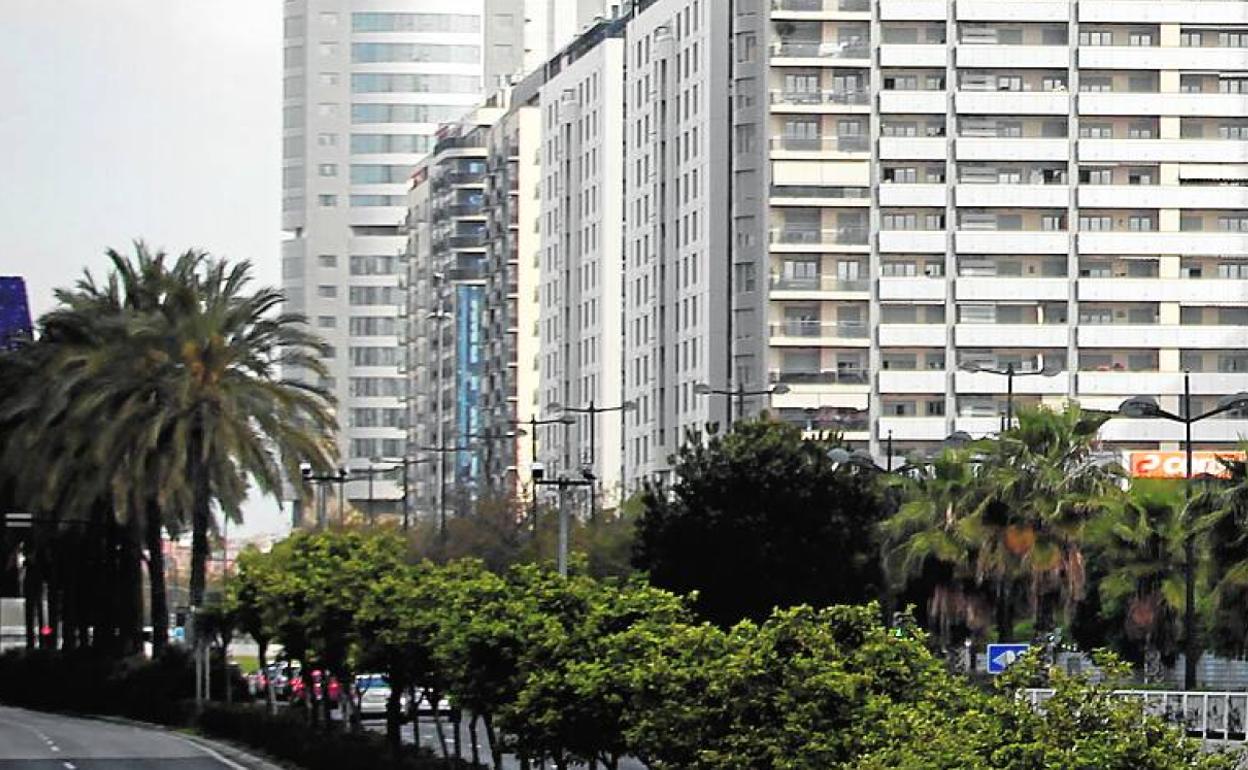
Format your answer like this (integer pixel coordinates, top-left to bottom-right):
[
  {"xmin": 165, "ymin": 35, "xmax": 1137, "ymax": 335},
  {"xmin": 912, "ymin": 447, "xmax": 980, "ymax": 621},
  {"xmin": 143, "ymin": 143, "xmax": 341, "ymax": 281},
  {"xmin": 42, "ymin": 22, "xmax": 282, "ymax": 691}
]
[
  {"xmin": 317, "ymin": 254, "xmax": 338, "ymax": 267},
  {"xmin": 317, "ymin": 316, "xmax": 337, "ymax": 328},
  {"xmin": 318, "ymin": 164, "xmax": 338, "ymax": 177},
  {"xmin": 318, "ymin": 194, "xmax": 338, "ymax": 207},
  {"xmin": 318, "ymin": 133, "xmax": 338, "ymax": 147},
  {"xmin": 317, "ymin": 285, "xmax": 338, "ymax": 298}
]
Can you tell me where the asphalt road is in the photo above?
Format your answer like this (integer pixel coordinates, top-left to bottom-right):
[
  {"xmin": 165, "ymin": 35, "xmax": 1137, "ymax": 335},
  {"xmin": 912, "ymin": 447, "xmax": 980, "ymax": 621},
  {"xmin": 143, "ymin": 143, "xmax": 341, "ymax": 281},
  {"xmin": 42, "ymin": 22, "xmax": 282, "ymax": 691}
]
[{"xmin": 0, "ymin": 706, "xmax": 244, "ymax": 769}]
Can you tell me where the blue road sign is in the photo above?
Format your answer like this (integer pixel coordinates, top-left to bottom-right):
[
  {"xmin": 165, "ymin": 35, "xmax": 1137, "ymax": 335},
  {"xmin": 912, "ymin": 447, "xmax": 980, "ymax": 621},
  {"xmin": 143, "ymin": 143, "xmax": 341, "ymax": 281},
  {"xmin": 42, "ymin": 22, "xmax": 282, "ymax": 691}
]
[{"xmin": 986, "ymin": 643, "xmax": 1030, "ymax": 674}]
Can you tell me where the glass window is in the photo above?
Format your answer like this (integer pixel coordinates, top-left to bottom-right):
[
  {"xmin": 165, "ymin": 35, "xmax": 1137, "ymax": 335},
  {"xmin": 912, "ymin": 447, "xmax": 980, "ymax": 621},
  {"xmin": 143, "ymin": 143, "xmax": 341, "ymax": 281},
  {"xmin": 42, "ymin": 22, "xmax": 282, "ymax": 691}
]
[
  {"xmin": 351, "ymin": 43, "xmax": 480, "ymax": 64},
  {"xmin": 317, "ymin": 254, "xmax": 337, "ymax": 267},
  {"xmin": 352, "ymin": 13, "xmax": 479, "ymax": 33}
]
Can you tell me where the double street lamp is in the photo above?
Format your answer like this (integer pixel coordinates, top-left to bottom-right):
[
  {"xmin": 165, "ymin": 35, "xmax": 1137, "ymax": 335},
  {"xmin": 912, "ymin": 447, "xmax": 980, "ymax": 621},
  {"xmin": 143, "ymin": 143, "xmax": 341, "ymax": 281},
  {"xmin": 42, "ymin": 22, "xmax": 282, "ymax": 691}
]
[
  {"xmin": 959, "ymin": 362, "xmax": 1061, "ymax": 430},
  {"xmin": 1117, "ymin": 375, "xmax": 1248, "ymax": 689},
  {"xmin": 511, "ymin": 415, "xmax": 576, "ymax": 536},
  {"xmin": 370, "ymin": 455, "xmax": 434, "ymax": 531},
  {"xmin": 693, "ymin": 382, "xmax": 791, "ymax": 426},
  {"xmin": 300, "ymin": 467, "xmax": 349, "ymax": 527},
  {"xmin": 547, "ymin": 400, "xmax": 637, "ymax": 521}
]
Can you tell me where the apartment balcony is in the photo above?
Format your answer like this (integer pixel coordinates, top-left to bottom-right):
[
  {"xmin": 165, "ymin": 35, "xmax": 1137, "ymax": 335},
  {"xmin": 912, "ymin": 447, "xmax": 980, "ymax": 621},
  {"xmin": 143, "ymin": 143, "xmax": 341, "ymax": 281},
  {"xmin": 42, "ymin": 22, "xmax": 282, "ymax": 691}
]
[
  {"xmin": 878, "ymin": 369, "xmax": 949, "ymax": 393},
  {"xmin": 956, "ymin": 277, "xmax": 1070, "ymax": 301},
  {"xmin": 772, "ymin": 387, "xmax": 870, "ymax": 412},
  {"xmin": 1079, "ymin": 278, "xmax": 1248, "ymax": 304},
  {"xmin": 1079, "ymin": 139, "xmax": 1248, "ymax": 164},
  {"xmin": 769, "ymin": 40, "xmax": 870, "ymax": 66},
  {"xmin": 769, "ymin": 185, "xmax": 873, "ymax": 206},
  {"xmin": 955, "ymin": 323, "xmax": 1070, "ymax": 347},
  {"xmin": 955, "ymin": 416, "xmax": 1010, "ymax": 436},
  {"xmin": 769, "ymin": 134, "xmax": 870, "ymax": 157},
  {"xmin": 1078, "ymin": 371, "xmax": 1248, "ymax": 397},
  {"xmin": 879, "ymin": 183, "xmax": 947, "ymax": 207},
  {"xmin": 879, "ymin": 230, "xmax": 947, "ymax": 253},
  {"xmin": 1100, "ymin": 417, "xmax": 1248, "ymax": 443},
  {"xmin": 1080, "ymin": 0, "xmax": 1248, "ymax": 24},
  {"xmin": 955, "ymin": 230, "xmax": 1068, "ymax": 253},
  {"xmin": 1079, "ymin": 232, "xmax": 1248, "ymax": 257},
  {"xmin": 771, "ymin": 0, "xmax": 871, "ymax": 17},
  {"xmin": 1081, "ymin": 92, "xmax": 1248, "ymax": 118},
  {"xmin": 770, "ymin": 321, "xmax": 871, "ymax": 346},
  {"xmin": 879, "ymin": 0, "xmax": 947, "ymax": 19},
  {"xmin": 878, "ymin": 136, "xmax": 947, "ymax": 160},
  {"xmin": 879, "ymin": 44, "xmax": 947, "ymax": 67},
  {"xmin": 879, "ymin": 416, "xmax": 950, "ymax": 441},
  {"xmin": 1079, "ymin": 46, "xmax": 1248, "ymax": 71},
  {"xmin": 956, "ymin": 370, "xmax": 1071, "ymax": 394},
  {"xmin": 954, "ymin": 91, "xmax": 1070, "ymax": 115},
  {"xmin": 770, "ymin": 368, "xmax": 872, "ymax": 386},
  {"xmin": 769, "ymin": 226, "xmax": 870, "ymax": 250},
  {"xmin": 879, "ymin": 90, "xmax": 947, "ymax": 113},
  {"xmin": 956, "ymin": 184, "xmax": 1069, "ymax": 208},
  {"xmin": 1078, "ymin": 185, "xmax": 1248, "ymax": 210},
  {"xmin": 956, "ymin": 0, "xmax": 1069, "ymax": 21},
  {"xmin": 878, "ymin": 323, "xmax": 949, "ymax": 346},
  {"xmin": 770, "ymin": 274, "xmax": 871, "ymax": 300},
  {"xmin": 957, "ymin": 45, "xmax": 1070, "ymax": 69},
  {"xmin": 957, "ymin": 137, "xmax": 1069, "ymax": 161},
  {"xmin": 769, "ymin": 89, "xmax": 870, "ymax": 112},
  {"xmin": 879, "ymin": 276, "xmax": 948, "ymax": 301},
  {"xmin": 1079, "ymin": 324, "xmax": 1248, "ymax": 349}
]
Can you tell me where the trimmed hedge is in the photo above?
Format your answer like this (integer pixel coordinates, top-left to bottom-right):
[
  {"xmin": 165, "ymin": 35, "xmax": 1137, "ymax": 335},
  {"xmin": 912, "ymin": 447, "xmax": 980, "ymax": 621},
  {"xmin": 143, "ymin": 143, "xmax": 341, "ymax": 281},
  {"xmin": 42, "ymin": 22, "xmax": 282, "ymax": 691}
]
[{"xmin": 199, "ymin": 704, "xmax": 469, "ymax": 770}]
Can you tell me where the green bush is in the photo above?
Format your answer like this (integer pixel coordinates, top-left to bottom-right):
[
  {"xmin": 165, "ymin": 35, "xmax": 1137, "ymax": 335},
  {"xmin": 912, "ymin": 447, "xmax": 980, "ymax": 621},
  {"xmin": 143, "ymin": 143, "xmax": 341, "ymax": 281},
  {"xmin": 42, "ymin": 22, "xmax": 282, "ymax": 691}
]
[{"xmin": 198, "ymin": 705, "xmax": 469, "ymax": 770}]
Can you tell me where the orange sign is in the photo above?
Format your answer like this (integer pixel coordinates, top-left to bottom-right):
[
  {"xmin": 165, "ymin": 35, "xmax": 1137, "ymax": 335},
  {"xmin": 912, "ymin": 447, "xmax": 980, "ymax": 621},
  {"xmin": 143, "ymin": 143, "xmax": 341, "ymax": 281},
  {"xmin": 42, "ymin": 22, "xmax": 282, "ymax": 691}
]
[{"xmin": 1129, "ymin": 451, "xmax": 1246, "ymax": 479}]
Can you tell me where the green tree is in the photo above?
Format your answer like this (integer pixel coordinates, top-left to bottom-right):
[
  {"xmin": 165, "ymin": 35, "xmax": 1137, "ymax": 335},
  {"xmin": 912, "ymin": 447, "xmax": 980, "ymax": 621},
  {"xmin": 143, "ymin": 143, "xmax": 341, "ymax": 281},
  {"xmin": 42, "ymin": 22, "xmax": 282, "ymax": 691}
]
[
  {"xmin": 883, "ymin": 448, "xmax": 991, "ymax": 647},
  {"xmin": 633, "ymin": 419, "xmax": 889, "ymax": 626},
  {"xmin": 966, "ymin": 404, "xmax": 1122, "ymax": 637},
  {"xmin": 1085, "ymin": 484, "xmax": 1186, "ymax": 669}
]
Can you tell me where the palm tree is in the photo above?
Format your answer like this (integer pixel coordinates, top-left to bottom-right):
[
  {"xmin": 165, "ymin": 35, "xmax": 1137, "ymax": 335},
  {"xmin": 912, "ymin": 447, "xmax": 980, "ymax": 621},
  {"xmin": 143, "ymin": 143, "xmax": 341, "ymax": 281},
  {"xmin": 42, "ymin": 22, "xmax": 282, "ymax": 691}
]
[
  {"xmin": 1198, "ymin": 455, "xmax": 1248, "ymax": 658},
  {"xmin": 1086, "ymin": 485, "xmax": 1185, "ymax": 673},
  {"xmin": 1, "ymin": 244, "xmax": 338, "ymax": 652},
  {"xmin": 966, "ymin": 404, "xmax": 1123, "ymax": 636},
  {"xmin": 883, "ymin": 448, "xmax": 991, "ymax": 647}
]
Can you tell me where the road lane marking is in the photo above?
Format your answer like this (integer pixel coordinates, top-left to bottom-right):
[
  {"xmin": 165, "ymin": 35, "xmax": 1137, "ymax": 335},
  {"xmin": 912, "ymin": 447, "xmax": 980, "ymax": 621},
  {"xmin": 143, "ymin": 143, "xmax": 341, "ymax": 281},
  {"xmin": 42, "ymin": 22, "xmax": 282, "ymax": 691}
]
[
  {"xmin": 62, "ymin": 763, "xmax": 75, "ymax": 769},
  {"xmin": 176, "ymin": 734, "xmax": 249, "ymax": 770}
]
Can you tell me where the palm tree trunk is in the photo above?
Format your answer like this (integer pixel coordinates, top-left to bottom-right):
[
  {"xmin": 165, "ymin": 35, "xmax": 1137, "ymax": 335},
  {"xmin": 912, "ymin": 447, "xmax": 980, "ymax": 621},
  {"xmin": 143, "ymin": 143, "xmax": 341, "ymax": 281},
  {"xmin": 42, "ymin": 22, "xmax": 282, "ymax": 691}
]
[
  {"xmin": 119, "ymin": 515, "xmax": 144, "ymax": 656},
  {"xmin": 189, "ymin": 427, "xmax": 211, "ymax": 609},
  {"xmin": 146, "ymin": 509, "xmax": 168, "ymax": 657}
]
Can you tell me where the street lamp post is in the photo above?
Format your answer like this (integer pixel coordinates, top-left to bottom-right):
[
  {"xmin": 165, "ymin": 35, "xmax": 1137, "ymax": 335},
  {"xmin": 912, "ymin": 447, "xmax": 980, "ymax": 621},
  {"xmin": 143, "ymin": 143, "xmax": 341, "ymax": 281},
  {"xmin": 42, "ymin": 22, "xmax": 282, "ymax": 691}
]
[
  {"xmin": 1117, "ymin": 378, "xmax": 1248, "ymax": 690},
  {"xmin": 511, "ymin": 415, "xmax": 576, "ymax": 539},
  {"xmin": 371, "ymin": 455, "xmax": 435, "ymax": 531},
  {"xmin": 532, "ymin": 475, "xmax": 594, "ymax": 577},
  {"xmin": 693, "ymin": 382, "xmax": 791, "ymax": 426},
  {"xmin": 416, "ymin": 442, "xmax": 474, "ymax": 542},
  {"xmin": 959, "ymin": 362, "xmax": 1061, "ymax": 430},
  {"xmin": 301, "ymin": 467, "xmax": 349, "ymax": 528},
  {"xmin": 548, "ymin": 400, "xmax": 636, "ymax": 522}
]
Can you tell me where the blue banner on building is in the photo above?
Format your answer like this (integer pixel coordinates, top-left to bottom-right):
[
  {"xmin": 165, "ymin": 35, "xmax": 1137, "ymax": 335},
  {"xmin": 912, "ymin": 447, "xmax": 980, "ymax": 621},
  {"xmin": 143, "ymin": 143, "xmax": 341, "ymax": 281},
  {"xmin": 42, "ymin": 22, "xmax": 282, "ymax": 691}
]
[
  {"xmin": 0, "ymin": 277, "xmax": 33, "ymax": 349},
  {"xmin": 454, "ymin": 284, "xmax": 484, "ymax": 481}
]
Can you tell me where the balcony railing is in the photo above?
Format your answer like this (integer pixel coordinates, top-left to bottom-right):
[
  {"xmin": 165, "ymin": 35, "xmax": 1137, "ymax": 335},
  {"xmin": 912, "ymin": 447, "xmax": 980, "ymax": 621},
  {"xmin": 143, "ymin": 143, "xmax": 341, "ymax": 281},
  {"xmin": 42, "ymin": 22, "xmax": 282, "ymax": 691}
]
[
  {"xmin": 770, "ymin": 89, "xmax": 870, "ymax": 106},
  {"xmin": 770, "ymin": 226, "xmax": 869, "ymax": 245},
  {"xmin": 771, "ymin": 40, "xmax": 870, "ymax": 58},
  {"xmin": 771, "ymin": 275, "xmax": 869, "ymax": 292},
  {"xmin": 773, "ymin": 0, "xmax": 869, "ymax": 10},
  {"xmin": 772, "ymin": 134, "xmax": 870, "ymax": 152},
  {"xmin": 771, "ymin": 369, "xmax": 870, "ymax": 385},
  {"xmin": 771, "ymin": 321, "xmax": 870, "ymax": 339}
]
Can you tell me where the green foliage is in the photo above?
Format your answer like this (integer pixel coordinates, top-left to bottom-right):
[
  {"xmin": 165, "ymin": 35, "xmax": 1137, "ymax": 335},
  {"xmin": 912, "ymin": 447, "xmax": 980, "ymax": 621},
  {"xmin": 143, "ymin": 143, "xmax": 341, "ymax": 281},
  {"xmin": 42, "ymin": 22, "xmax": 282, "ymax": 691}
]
[{"xmin": 634, "ymin": 418, "xmax": 890, "ymax": 625}]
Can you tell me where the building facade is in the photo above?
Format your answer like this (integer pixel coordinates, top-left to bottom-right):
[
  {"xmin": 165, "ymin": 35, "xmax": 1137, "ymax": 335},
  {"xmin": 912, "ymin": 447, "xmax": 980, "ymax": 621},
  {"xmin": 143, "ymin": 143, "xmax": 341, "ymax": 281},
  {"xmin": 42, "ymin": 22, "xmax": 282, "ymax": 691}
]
[
  {"xmin": 729, "ymin": 0, "xmax": 1248, "ymax": 462},
  {"xmin": 281, "ymin": 1, "xmax": 610, "ymax": 518}
]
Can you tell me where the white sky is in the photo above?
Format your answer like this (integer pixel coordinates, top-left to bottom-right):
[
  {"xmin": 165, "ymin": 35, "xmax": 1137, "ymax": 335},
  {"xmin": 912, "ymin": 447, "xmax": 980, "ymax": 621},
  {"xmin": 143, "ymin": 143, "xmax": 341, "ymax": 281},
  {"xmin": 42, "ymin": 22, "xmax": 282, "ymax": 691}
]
[{"xmin": 0, "ymin": 0, "xmax": 289, "ymax": 538}]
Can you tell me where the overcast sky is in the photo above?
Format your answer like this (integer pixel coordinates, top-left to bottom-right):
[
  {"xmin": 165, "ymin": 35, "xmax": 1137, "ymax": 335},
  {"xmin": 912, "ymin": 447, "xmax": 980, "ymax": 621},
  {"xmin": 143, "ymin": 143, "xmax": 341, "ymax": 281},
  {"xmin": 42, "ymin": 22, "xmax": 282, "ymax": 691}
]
[{"xmin": 0, "ymin": 1, "xmax": 289, "ymax": 538}]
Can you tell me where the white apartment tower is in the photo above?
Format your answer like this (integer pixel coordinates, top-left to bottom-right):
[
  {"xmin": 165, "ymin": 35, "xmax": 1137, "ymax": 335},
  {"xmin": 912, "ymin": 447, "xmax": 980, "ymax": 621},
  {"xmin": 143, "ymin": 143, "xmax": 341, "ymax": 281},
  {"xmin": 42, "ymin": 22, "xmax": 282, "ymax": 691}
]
[
  {"xmin": 536, "ymin": 20, "xmax": 629, "ymax": 500},
  {"xmin": 622, "ymin": 0, "xmax": 735, "ymax": 487},
  {"xmin": 281, "ymin": 1, "xmax": 608, "ymax": 519},
  {"xmin": 741, "ymin": 0, "xmax": 1248, "ymax": 459}
]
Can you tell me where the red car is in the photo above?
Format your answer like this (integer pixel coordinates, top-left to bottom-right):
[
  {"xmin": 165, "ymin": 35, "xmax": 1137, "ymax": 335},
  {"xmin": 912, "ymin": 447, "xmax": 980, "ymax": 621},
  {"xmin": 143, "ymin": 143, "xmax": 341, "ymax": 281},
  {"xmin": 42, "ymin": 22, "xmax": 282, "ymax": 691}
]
[{"xmin": 291, "ymin": 669, "xmax": 342, "ymax": 704}]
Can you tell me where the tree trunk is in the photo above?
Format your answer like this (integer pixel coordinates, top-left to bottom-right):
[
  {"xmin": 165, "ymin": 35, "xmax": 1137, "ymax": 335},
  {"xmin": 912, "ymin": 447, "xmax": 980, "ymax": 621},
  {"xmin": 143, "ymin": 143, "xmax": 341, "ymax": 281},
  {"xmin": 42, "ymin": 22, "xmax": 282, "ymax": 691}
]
[
  {"xmin": 22, "ymin": 542, "xmax": 36, "ymax": 650},
  {"xmin": 469, "ymin": 714, "xmax": 481, "ymax": 767},
  {"xmin": 386, "ymin": 684, "xmax": 403, "ymax": 753},
  {"xmin": 119, "ymin": 515, "xmax": 144, "ymax": 656},
  {"xmin": 146, "ymin": 509, "xmax": 168, "ymax": 657},
  {"xmin": 483, "ymin": 713, "xmax": 503, "ymax": 770},
  {"xmin": 995, "ymin": 585, "xmax": 1014, "ymax": 642},
  {"xmin": 432, "ymin": 704, "xmax": 451, "ymax": 760},
  {"xmin": 188, "ymin": 427, "xmax": 211, "ymax": 609},
  {"xmin": 451, "ymin": 710, "xmax": 462, "ymax": 760},
  {"xmin": 258, "ymin": 641, "xmax": 276, "ymax": 715}
]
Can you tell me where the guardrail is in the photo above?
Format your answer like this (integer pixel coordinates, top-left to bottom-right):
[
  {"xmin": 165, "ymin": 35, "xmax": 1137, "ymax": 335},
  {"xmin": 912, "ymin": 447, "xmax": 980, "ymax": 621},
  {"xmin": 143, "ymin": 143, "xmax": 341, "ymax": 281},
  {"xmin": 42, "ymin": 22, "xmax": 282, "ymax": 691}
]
[{"xmin": 1024, "ymin": 688, "xmax": 1248, "ymax": 747}]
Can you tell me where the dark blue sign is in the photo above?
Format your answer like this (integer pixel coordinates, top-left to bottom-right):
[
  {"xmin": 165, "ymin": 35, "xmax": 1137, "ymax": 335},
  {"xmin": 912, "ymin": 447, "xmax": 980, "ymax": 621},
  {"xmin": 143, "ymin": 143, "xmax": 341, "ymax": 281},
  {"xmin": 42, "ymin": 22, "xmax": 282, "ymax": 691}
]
[
  {"xmin": 986, "ymin": 643, "xmax": 1031, "ymax": 674},
  {"xmin": 0, "ymin": 277, "xmax": 32, "ymax": 349},
  {"xmin": 454, "ymin": 284, "xmax": 484, "ymax": 480}
]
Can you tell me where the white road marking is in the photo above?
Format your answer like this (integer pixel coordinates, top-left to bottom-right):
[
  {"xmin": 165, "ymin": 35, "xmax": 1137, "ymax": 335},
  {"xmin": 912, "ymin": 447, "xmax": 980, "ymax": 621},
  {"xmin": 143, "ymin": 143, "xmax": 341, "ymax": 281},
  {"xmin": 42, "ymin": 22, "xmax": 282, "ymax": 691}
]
[
  {"xmin": 175, "ymin": 734, "xmax": 249, "ymax": 770},
  {"xmin": 62, "ymin": 762, "xmax": 75, "ymax": 770}
]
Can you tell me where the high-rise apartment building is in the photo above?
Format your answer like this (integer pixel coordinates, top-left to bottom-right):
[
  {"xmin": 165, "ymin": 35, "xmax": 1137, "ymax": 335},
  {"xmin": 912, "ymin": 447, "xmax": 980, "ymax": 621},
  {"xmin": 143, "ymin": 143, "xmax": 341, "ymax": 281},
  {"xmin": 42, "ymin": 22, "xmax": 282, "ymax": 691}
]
[
  {"xmin": 535, "ymin": 18, "xmax": 630, "ymax": 500},
  {"xmin": 739, "ymin": 0, "xmax": 1248, "ymax": 459},
  {"xmin": 281, "ymin": 1, "xmax": 609, "ymax": 518}
]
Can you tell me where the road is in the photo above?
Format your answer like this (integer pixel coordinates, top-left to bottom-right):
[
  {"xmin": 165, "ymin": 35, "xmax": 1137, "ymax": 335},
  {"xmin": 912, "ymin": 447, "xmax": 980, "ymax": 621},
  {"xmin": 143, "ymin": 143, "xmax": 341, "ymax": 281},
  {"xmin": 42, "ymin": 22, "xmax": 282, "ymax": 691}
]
[{"xmin": 0, "ymin": 706, "xmax": 244, "ymax": 769}]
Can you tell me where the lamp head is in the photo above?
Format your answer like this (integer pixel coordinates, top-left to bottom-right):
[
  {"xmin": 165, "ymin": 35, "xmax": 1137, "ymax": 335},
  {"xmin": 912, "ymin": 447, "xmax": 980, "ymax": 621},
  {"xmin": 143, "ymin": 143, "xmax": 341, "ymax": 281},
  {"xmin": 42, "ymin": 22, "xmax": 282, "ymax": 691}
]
[
  {"xmin": 1216, "ymin": 392, "xmax": 1248, "ymax": 411},
  {"xmin": 621, "ymin": 399, "xmax": 638, "ymax": 412},
  {"xmin": 771, "ymin": 383, "xmax": 791, "ymax": 395},
  {"xmin": 944, "ymin": 431, "xmax": 974, "ymax": 447},
  {"xmin": 959, "ymin": 361, "xmax": 982, "ymax": 373},
  {"xmin": 546, "ymin": 401, "xmax": 564, "ymax": 414},
  {"xmin": 827, "ymin": 447, "xmax": 852, "ymax": 464},
  {"xmin": 692, "ymin": 383, "xmax": 712, "ymax": 396},
  {"xmin": 1119, "ymin": 395, "xmax": 1161, "ymax": 419}
]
